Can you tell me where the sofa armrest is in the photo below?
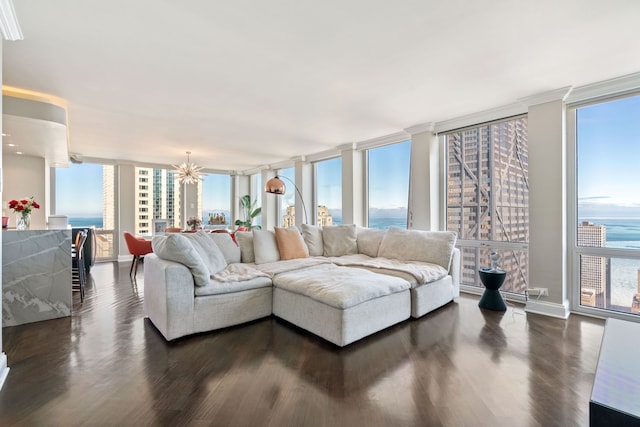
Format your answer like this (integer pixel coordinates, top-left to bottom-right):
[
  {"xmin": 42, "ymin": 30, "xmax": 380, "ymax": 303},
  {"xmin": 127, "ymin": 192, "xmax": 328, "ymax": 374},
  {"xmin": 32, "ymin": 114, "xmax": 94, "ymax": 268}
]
[
  {"xmin": 143, "ymin": 253, "xmax": 196, "ymax": 340},
  {"xmin": 449, "ymin": 248, "xmax": 461, "ymax": 298}
]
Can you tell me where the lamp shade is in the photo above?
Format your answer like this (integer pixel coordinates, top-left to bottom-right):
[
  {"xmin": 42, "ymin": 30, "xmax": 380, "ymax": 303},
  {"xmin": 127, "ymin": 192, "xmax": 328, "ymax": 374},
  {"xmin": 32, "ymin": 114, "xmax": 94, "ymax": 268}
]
[{"xmin": 265, "ymin": 176, "xmax": 286, "ymax": 195}]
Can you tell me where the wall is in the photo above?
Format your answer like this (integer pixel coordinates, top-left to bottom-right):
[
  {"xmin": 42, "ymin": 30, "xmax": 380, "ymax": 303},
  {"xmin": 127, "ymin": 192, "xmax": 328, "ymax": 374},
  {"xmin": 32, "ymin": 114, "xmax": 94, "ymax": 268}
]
[{"xmin": 3, "ymin": 153, "xmax": 46, "ymax": 229}]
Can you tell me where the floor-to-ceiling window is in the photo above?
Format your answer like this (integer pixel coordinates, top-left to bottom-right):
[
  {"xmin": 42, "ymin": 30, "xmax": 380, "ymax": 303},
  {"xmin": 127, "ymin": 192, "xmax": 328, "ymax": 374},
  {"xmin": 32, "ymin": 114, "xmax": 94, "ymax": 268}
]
[
  {"xmin": 250, "ymin": 173, "xmax": 262, "ymax": 228},
  {"xmin": 277, "ymin": 167, "xmax": 295, "ymax": 226},
  {"xmin": 367, "ymin": 140, "xmax": 411, "ymax": 229},
  {"xmin": 55, "ymin": 163, "xmax": 116, "ymax": 260},
  {"xmin": 201, "ymin": 173, "xmax": 231, "ymax": 227},
  {"xmin": 574, "ymin": 93, "xmax": 640, "ymax": 316},
  {"xmin": 446, "ymin": 116, "xmax": 529, "ymax": 294},
  {"xmin": 314, "ymin": 157, "xmax": 341, "ymax": 225}
]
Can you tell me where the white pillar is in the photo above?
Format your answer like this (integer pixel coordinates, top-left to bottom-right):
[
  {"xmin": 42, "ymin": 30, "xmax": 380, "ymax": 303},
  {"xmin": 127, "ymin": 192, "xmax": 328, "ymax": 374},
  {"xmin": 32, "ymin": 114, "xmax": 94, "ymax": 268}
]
[
  {"xmin": 294, "ymin": 158, "xmax": 312, "ymax": 226},
  {"xmin": 521, "ymin": 87, "xmax": 572, "ymax": 318},
  {"xmin": 340, "ymin": 144, "xmax": 365, "ymax": 226},
  {"xmin": 262, "ymin": 169, "xmax": 277, "ymax": 230},
  {"xmin": 406, "ymin": 123, "xmax": 439, "ymax": 230}
]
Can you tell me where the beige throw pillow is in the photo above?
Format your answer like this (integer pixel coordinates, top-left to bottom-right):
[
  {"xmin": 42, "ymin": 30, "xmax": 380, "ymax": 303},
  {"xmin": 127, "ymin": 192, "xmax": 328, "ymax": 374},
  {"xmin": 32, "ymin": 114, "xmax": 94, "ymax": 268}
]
[
  {"xmin": 235, "ymin": 232, "xmax": 255, "ymax": 263},
  {"xmin": 208, "ymin": 232, "xmax": 241, "ymax": 264},
  {"xmin": 181, "ymin": 231, "xmax": 227, "ymax": 275},
  {"xmin": 356, "ymin": 227, "xmax": 386, "ymax": 257},
  {"xmin": 275, "ymin": 227, "xmax": 309, "ymax": 260}
]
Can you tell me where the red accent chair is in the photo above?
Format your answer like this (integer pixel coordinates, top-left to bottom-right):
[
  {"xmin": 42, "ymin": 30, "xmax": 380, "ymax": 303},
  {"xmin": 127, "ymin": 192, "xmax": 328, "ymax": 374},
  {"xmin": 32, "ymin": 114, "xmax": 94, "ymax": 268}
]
[{"xmin": 123, "ymin": 232, "xmax": 153, "ymax": 278}]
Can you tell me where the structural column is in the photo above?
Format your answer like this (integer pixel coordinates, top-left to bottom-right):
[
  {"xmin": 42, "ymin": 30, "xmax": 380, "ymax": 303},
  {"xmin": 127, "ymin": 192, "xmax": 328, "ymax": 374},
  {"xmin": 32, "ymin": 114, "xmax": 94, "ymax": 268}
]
[
  {"xmin": 340, "ymin": 143, "xmax": 365, "ymax": 226},
  {"xmin": 294, "ymin": 157, "xmax": 312, "ymax": 226},
  {"xmin": 406, "ymin": 123, "xmax": 439, "ymax": 230},
  {"xmin": 521, "ymin": 87, "xmax": 572, "ymax": 318}
]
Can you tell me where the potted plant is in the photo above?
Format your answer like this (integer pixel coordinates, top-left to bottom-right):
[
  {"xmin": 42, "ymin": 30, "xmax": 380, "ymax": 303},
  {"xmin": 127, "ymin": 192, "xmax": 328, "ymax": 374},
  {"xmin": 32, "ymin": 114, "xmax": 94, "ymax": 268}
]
[{"xmin": 235, "ymin": 195, "xmax": 261, "ymax": 230}]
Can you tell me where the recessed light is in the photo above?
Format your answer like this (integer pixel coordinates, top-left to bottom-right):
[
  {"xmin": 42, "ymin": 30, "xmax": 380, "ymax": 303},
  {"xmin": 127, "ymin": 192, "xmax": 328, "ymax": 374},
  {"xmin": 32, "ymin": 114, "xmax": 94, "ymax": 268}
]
[
  {"xmin": 7, "ymin": 143, "xmax": 15, "ymax": 147},
  {"xmin": 2, "ymin": 133, "xmax": 9, "ymax": 137},
  {"xmin": 16, "ymin": 151, "xmax": 23, "ymax": 155}
]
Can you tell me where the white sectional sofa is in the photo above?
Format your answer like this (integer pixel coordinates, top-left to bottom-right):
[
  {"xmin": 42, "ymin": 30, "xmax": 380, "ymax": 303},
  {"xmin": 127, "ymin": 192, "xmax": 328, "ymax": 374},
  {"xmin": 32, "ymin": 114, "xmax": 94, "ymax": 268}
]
[{"xmin": 143, "ymin": 224, "xmax": 460, "ymax": 346}]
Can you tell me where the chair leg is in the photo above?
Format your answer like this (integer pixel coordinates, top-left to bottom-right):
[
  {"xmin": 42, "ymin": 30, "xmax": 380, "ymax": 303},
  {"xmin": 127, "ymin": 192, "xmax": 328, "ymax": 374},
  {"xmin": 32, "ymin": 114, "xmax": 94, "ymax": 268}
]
[{"xmin": 130, "ymin": 255, "xmax": 138, "ymax": 277}]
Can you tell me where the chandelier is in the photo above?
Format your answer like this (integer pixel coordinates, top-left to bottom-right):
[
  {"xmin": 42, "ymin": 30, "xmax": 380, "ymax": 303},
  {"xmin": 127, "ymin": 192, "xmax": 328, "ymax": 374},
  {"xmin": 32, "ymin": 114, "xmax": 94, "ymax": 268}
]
[{"xmin": 172, "ymin": 151, "xmax": 203, "ymax": 185}]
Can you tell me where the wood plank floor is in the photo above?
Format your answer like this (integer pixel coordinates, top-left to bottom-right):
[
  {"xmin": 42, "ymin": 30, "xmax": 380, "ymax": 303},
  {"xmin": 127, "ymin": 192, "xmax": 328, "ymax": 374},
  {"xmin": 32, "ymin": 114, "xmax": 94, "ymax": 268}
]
[{"xmin": 0, "ymin": 261, "xmax": 604, "ymax": 427}]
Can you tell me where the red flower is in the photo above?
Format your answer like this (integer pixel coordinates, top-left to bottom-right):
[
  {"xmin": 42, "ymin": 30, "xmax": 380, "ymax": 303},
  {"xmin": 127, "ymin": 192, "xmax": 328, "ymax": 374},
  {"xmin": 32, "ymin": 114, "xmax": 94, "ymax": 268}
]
[
  {"xmin": 20, "ymin": 199, "xmax": 28, "ymax": 205},
  {"xmin": 32, "ymin": 202, "xmax": 40, "ymax": 209},
  {"xmin": 15, "ymin": 205, "xmax": 24, "ymax": 211}
]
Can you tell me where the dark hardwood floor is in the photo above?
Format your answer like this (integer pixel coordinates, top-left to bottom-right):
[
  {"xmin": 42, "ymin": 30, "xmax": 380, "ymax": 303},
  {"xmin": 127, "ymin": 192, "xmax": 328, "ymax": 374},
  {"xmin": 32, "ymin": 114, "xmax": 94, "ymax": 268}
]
[{"xmin": 0, "ymin": 261, "xmax": 604, "ymax": 426}]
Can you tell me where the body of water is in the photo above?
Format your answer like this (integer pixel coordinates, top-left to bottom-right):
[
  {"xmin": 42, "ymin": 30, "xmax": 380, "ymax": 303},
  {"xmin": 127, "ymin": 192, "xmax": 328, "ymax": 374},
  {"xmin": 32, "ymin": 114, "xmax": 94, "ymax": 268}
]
[{"xmin": 68, "ymin": 217, "xmax": 103, "ymax": 228}]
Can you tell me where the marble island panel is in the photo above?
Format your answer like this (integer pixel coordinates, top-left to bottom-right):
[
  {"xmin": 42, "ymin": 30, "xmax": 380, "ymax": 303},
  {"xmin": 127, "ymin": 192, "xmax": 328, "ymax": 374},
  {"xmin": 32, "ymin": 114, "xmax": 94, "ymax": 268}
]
[{"xmin": 2, "ymin": 229, "xmax": 72, "ymax": 327}]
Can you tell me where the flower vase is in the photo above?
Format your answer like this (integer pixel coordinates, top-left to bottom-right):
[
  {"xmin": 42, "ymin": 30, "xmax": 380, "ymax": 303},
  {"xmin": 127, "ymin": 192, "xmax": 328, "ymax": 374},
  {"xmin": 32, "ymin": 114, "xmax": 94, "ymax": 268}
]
[{"xmin": 16, "ymin": 212, "xmax": 31, "ymax": 230}]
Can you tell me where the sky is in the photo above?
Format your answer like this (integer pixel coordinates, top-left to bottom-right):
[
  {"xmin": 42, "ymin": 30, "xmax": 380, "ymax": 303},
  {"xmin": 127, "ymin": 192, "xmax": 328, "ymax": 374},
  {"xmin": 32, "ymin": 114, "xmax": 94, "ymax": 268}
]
[
  {"xmin": 55, "ymin": 163, "xmax": 104, "ymax": 216},
  {"xmin": 577, "ymin": 93, "xmax": 640, "ymax": 218}
]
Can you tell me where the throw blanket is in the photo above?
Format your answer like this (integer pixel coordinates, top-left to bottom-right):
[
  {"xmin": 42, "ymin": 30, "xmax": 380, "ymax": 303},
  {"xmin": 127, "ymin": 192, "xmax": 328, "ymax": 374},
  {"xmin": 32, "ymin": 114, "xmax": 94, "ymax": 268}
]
[
  {"xmin": 251, "ymin": 257, "xmax": 331, "ymax": 277},
  {"xmin": 330, "ymin": 254, "xmax": 448, "ymax": 284},
  {"xmin": 211, "ymin": 263, "xmax": 269, "ymax": 283}
]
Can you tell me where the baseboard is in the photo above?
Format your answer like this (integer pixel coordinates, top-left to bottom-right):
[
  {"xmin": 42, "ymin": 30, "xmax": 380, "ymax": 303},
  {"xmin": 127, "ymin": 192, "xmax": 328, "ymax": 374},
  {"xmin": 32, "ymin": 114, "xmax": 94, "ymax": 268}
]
[
  {"xmin": 117, "ymin": 255, "xmax": 132, "ymax": 263},
  {"xmin": 525, "ymin": 299, "xmax": 570, "ymax": 319},
  {"xmin": 0, "ymin": 353, "xmax": 9, "ymax": 391}
]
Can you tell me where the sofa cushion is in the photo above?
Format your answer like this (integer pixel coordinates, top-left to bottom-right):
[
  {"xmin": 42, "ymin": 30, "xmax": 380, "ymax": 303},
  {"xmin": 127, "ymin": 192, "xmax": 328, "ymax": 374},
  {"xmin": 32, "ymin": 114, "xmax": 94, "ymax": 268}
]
[
  {"xmin": 235, "ymin": 231, "xmax": 255, "ymax": 263},
  {"xmin": 208, "ymin": 232, "xmax": 241, "ymax": 264},
  {"xmin": 274, "ymin": 227, "xmax": 309, "ymax": 260},
  {"xmin": 356, "ymin": 227, "xmax": 386, "ymax": 257},
  {"xmin": 194, "ymin": 264, "xmax": 272, "ymax": 296},
  {"xmin": 152, "ymin": 234, "xmax": 210, "ymax": 287},
  {"xmin": 253, "ymin": 229, "xmax": 280, "ymax": 264},
  {"xmin": 377, "ymin": 227, "xmax": 457, "ymax": 270},
  {"xmin": 273, "ymin": 264, "xmax": 410, "ymax": 309},
  {"xmin": 301, "ymin": 224, "xmax": 323, "ymax": 256},
  {"xmin": 181, "ymin": 231, "xmax": 227, "ymax": 276},
  {"xmin": 323, "ymin": 224, "xmax": 357, "ymax": 257}
]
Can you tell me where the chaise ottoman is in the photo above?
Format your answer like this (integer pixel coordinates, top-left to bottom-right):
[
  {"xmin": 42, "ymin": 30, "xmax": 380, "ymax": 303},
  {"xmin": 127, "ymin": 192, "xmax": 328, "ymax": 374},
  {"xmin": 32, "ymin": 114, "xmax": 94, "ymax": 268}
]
[{"xmin": 272, "ymin": 264, "xmax": 411, "ymax": 346}]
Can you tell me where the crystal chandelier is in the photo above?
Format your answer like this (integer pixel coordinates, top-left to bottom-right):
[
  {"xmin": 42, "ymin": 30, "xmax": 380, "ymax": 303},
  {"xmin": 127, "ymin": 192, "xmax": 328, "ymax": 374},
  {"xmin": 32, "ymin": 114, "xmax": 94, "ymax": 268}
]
[{"xmin": 172, "ymin": 151, "xmax": 203, "ymax": 185}]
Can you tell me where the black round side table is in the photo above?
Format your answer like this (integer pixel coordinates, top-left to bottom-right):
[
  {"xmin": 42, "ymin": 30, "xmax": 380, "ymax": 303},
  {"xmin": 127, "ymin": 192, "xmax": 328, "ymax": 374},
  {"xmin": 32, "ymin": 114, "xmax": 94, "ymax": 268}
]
[{"xmin": 478, "ymin": 268, "xmax": 507, "ymax": 311}]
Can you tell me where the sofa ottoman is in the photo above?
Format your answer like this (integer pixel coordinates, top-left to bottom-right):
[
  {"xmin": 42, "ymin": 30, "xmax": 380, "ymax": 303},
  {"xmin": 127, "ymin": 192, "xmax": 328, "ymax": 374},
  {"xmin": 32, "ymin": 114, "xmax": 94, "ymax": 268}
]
[{"xmin": 272, "ymin": 264, "xmax": 411, "ymax": 346}]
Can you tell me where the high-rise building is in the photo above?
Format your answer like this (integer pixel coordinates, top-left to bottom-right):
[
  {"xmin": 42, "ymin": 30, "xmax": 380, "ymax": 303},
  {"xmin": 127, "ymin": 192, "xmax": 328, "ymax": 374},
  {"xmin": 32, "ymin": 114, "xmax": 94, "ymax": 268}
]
[
  {"xmin": 135, "ymin": 168, "xmax": 181, "ymax": 235},
  {"xmin": 281, "ymin": 205, "xmax": 333, "ymax": 227},
  {"xmin": 577, "ymin": 221, "xmax": 607, "ymax": 307},
  {"xmin": 447, "ymin": 118, "xmax": 529, "ymax": 294}
]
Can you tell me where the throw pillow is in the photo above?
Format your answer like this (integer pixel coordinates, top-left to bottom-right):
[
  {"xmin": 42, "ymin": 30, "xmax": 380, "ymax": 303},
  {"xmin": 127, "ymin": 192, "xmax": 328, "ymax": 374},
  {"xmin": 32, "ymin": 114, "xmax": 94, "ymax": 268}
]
[
  {"xmin": 181, "ymin": 231, "xmax": 227, "ymax": 276},
  {"xmin": 322, "ymin": 224, "xmax": 357, "ymax": 257},
  {"xmin": 377, "ymin": 227, "xmax": 457, "ymax": 269},
  {"xmin": 208, "ymin": 232, "xmax": 241, "ymax": 264},
  {"xmin": 356, "ymin": 227, "xmax": 386, "ymax": 257},
  {"xmin": 152, "ymin": 234, "xmax": 210, "ymax": 287},
  {"xmin": 274, "ymin": 227, "xmax": 309, "ymax": 260},
  {"xmin": 235, "ymin": 231, "xmax": 255, "ymax": 263},
  {"xmin": 301, "ymin": 223, "xmax": 323, "ymax": 256},
  {"xmin": 253, "ymin": 229, "xmax": 280, "ymax": 264}
]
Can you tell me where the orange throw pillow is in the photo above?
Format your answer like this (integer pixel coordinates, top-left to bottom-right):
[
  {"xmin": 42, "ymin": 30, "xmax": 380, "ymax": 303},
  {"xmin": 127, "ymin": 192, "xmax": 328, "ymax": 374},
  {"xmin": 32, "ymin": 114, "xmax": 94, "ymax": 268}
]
[{"xmin": 274, "ymin": 227, "xmax": 309, "ymax": 260}]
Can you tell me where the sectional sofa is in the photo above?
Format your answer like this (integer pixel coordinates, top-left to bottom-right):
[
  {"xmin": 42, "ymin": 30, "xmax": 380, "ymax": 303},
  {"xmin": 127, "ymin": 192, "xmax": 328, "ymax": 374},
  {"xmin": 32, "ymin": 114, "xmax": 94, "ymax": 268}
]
[{"xmin": 143, "ymin": 224, "xmax": 460, "ymax": 346}]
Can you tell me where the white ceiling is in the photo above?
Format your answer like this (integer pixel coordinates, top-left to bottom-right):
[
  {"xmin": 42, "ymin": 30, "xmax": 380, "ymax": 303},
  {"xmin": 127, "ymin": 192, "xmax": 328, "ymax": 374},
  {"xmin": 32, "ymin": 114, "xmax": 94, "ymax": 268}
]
[{"xmin": 3, "ymin": 0, "xmax": 640, "ymax": 171}]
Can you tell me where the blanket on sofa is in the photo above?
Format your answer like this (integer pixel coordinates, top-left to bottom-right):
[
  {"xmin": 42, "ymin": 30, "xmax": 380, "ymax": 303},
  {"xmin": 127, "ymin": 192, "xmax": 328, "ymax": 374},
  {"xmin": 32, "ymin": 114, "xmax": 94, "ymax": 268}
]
[
  {"xmin": 251, "ymin": 256, "xmax": 331, "ymax": 277},
  {"xmin": 329, "ymin": 254, "xmax": 448, "ymax": 285}
]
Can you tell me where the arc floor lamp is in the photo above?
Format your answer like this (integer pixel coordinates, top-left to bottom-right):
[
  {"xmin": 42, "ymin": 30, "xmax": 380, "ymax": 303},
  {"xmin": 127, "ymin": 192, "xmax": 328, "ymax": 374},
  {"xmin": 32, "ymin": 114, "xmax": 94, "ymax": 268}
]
[{"xmin": 264, "ymin": 175, "xmax": 309, "ymax": 224}]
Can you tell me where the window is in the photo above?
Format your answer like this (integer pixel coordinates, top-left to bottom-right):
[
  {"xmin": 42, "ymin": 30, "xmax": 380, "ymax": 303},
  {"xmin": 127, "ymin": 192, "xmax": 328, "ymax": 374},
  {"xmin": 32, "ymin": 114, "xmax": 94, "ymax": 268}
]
[
  {"xmin": 575, "ymin": 93, "xmax": 640, "ymax": 316},
  {"xmin": 201, "ymin": 173, "xmax": 231, "ymax": 227},
  {"xmin": 367, "ymin": 140, "xmax": 411, "ymax": 229},
  {"xmin": 446, "ymin": 117, "xmax": 528, "ymax": 294},
  {"xmin": 250, "ymin": 173, "xmax": 262, "ymax": 228},
  {"xmin": 314, "ymin": 157, "xmax": 341, "ymax": 225},
  {"xmin": 55, "ymin": 162, "xmax": 116, "ymax": 260},
  {"xmin": 278, "ymin": 167, "xmax": 295, "ymax": 226}
]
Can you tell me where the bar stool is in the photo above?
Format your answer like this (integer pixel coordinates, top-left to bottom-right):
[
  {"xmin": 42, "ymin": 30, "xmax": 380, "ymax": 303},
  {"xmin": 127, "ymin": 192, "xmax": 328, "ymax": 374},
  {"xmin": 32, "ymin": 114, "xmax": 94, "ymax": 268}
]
[{"xmin": 72, "ymin": 229, "xmax": 88, "ymax": 301}]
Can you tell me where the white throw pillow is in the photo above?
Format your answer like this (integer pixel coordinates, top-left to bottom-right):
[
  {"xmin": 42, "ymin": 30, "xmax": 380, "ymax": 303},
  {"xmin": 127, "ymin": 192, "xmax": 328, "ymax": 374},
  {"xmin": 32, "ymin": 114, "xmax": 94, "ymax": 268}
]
[
  {"xmin": 235, "ymin": 232, "xmax": 255, "ymax": 263},
  {"xmin": 323, "ymin": 224, "xmax": 358, "ymax": 257},
  {"xmin": 181, "ymin": 231, "xmax": 227, "ymax": 275},
  {"xmin": 152, "ymin": 234, "xmax": 210, "ymax": 287},
  {"xmin": 301, "ymin": 223, "xmax": 323, "ymax": 256},
  {"xmin": 253, "ymin": 229, "xmax": 280, "ymax": 264},
  {"xmin": 356, "ymin": 227, "xmax": 386, "ymax": 257},
  {"xmin": 377, "ymin": 227, "xmax": 457, "ymax": 270},
  {"xmin": 208, "ymin": 232, "xmax": 241, "ymax": 264}
]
